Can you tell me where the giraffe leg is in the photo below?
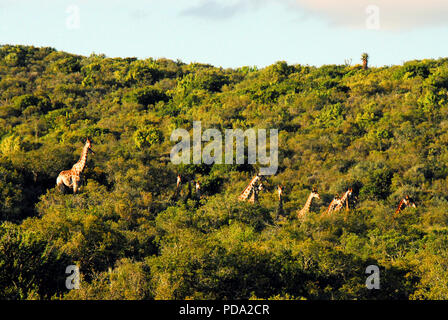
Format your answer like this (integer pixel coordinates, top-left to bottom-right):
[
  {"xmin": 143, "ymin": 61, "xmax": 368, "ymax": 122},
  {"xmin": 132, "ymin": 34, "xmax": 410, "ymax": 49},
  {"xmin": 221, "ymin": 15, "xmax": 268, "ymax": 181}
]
[
  {"xmin": 72, "ymin": 177, "xmax": 80, "ymax": 194},
  {"xmin": 57, "ymin": 173, "xmax": 72, "ymax": 193}
]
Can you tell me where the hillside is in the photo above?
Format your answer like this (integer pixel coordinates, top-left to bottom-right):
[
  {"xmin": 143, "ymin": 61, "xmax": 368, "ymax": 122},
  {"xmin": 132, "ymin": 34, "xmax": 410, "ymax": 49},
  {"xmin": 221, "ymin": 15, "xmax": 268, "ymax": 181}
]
[{"xmin": 1, "ymin": 44, "xmax": 448, "ymax": 300}]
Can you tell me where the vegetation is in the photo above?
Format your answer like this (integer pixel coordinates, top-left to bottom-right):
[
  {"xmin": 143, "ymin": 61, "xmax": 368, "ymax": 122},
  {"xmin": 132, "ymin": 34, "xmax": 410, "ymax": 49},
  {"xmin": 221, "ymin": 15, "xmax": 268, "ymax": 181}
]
[
  {"xmin": 362, "ymin": 53, "xmax": 369, "ymax": 70},
  {"xmin": 1, "ymin": 44, "xmax": 448, "ymax": 300}
]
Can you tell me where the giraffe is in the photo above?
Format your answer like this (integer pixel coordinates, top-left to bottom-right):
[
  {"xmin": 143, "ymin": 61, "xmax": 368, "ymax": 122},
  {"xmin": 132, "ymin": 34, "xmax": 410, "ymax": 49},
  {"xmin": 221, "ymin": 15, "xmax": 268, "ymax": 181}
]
[
  {"xmin": 239, "ymin": 174, "xmax": 264, "ymax": 204},
  {"xmin": 177, "ymin": 175, "xmax": 182, "ymax": 189},
  {"xmin": 325, "ymin": 194, "xmax": 341, "ymax": 215},
  {"xmin": 56, "ymin": 138, "xmax": 94, "ymax": 193},
  {"xmin": 333, "ymin": 189, "xmax": 353, "ymax": 213},
  {"xmin": 395, "ymin": 195, "xmax": 416, "ymax": 215},
  {"xmin": 248, "ymin": 181, "xmax": 263, "ymax": 204},
  {"xmin": 275, "ymin": 185, "xmax": 284, "ymax": 220},
  {"xmin": 238, "ymin": 175, "xmax": 261, "ymax": 201},
  {"xmin": 297, "ymin": 188, "xmax": 320, "ymax": 218},
  {"xmin": 171, "ymin": 174, "xmax": 182, "ymax": 201},
  {"xmin": 194, "ymin": 180, "xmax": 201, "ymax": 199},
  {"xmin": 277, "ymin": 185, "xmax": 283, "ymax": 202}
]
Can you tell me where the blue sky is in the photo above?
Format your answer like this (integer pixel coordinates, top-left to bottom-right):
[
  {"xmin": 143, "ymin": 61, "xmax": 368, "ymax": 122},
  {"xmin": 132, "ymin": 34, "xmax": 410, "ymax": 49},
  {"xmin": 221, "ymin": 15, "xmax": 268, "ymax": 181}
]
[{"xmin": 1, "ymin": 0, "xmax": 448, "ymax": 68}]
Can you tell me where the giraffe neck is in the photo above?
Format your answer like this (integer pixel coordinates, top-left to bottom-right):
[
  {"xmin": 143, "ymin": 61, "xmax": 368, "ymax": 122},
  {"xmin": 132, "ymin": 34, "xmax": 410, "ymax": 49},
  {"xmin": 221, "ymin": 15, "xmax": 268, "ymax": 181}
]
[
  {"xmin": 239, "ymin": 176, "xmax": 260, "ymax": 201},
  {"xmin": 72, "ymin": 145, "xmax": 89, "ymax": 175},
  {"xmin": 339, "ymin": 191, "xmax": 350, "ymax": 203},
  {"xmin": 334, "ymin": 190, "xmax": 351, "ymax": 212},
  {"xmin": 299, "ymin": 192, "xmax": 315, "ymax": 215},
  {"xmin": 395, "ymin": 199, "xmax": 405, "ymax": 214}
]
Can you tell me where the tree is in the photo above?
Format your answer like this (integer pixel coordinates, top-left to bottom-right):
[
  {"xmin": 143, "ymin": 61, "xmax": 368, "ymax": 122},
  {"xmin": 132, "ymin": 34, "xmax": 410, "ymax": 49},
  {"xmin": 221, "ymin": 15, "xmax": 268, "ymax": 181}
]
[{"xmin": 362, "ymin": 53, "xmax": 369, "ymax": 70}]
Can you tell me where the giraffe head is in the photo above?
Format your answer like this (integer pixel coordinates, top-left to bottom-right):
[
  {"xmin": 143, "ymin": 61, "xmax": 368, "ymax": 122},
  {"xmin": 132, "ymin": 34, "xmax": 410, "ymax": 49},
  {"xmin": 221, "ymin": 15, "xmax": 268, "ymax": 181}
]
[
  {"xmin": 256, "ymin": 174, "xmax": 266, "ymax": 190},
  {"xmin": 85, "ymin": 138, "xmax": 95, "ymax": 154},
  {"xmin": 311, "ymin": 187, "xmax": 320, "ymax": 199}
]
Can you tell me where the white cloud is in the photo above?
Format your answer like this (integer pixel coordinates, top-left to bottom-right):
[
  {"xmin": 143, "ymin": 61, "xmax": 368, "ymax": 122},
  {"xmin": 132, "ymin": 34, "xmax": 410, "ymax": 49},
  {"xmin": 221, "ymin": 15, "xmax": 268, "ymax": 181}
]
[
  {"xmin": 293, "ymin": 0, "xmax": 448, "ymax": 30},
  {"xmin": 180, "ymin": 0, "xmax": 448, "ymax": 30}
]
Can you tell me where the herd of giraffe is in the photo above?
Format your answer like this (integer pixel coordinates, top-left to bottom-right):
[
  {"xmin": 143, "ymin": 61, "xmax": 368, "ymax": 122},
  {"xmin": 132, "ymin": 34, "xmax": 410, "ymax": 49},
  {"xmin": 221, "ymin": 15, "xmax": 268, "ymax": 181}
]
[
  {"xmin": 172, "ymin": 174, "xmax": 202, "ymax": 202},
  {"xmin": 236, "ymin": 174, "xmax": 417, "ymax": 217},
  {"xmin": 56, "ymin": 139, "xmax": 417, "ymax": 217}
]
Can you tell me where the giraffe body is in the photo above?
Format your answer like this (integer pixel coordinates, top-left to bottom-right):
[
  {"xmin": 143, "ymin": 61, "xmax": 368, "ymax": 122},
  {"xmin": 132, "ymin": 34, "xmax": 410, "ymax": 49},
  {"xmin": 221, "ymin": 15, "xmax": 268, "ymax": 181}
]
[
  {"xmin": 248, "ymin": 181, "xmax": 263, "ymax": 204},
  {"xmin": 326, "ymin": 189, "xmax": 353, "ymax": 215},
  {"xmin": 276, "ymin": 185, "xmax": 284, "ymax": 219},
  {"xmin": 325, "ymin": 196, "xmax": 341, "ymax": 215},
  {"xmin": 172, "ymin": 175, "xmax": 182, "ymax": 201},
  {"xmin": 395, "ymin": 195, "xmax": 416, "ymax": 214},
  {"xmin": 334, "ymin": 189, "xmax": 353, "ymax": 212},
  {"xmin": 56, "ymin": 139, "xmax": 94, "ymax": 193}
]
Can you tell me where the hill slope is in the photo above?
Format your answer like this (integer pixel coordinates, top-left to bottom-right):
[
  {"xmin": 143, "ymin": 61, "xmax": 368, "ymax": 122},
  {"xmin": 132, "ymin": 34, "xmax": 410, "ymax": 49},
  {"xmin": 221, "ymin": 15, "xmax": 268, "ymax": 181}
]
[{"xmin": 1, "ymin": 45, "xmax": 448, "ymax": 299}]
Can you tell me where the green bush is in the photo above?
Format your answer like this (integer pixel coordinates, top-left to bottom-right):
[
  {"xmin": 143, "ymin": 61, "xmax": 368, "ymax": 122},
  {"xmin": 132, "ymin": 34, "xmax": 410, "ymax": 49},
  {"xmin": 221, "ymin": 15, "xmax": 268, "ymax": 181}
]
[
  {"xmin": 124, "ymin": 87, "xmax": 168, "ymax": 107},
  {"xmin": 134, "ymin": 126, "xmax": 162, "ymax": 149}
]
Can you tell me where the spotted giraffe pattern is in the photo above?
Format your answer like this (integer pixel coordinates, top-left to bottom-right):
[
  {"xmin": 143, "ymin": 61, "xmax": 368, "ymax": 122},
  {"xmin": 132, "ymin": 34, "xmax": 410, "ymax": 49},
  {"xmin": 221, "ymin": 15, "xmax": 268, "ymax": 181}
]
[
  {"xmin": 325, "ymin": 195, "xmax": 341, "ymax": 215},
  {"xmin": 276, "ymin": 185, "xmax": 284, "ymax": 219},
  {"xmin": 334, "ymin": 189, "xmax": 353, "ymax": 212},
  {"xmin": 298, "ymin": 188, "xmax": 320, "ymax": 218},
  {"xmin": 238, "ymin": 175, "xmax": 262, "ymax": 202},
  {"xmin": 56, "ymin": 139, "xmax": 94, "ymax": 193},
  {"xmin": 395, "ymin": 195, "xmax": 416, "ymax": 214},
  {"xmin": 248, "ymin": 182, "xmax": 262, "ymax": 204}
]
